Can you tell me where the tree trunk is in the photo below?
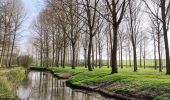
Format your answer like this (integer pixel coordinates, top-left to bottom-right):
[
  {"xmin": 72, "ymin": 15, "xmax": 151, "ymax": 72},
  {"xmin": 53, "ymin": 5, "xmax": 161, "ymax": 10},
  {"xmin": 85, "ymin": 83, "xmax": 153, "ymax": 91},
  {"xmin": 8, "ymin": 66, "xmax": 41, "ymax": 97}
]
[
  {"xmin": 9, "ymin": 32, "xmax": 16, "ymax": 67},
  {"xmin": 143, "ymin": 39, "xmax": 146, "ymax": 69},
  {"xmin": 129, "ymin": 46, "xmax": 131, "ymax": 67},
  {"xmin": 96, "ymin": 42, "xmax": 98, "ymax": 68},
  {"xmin": 99, "ymin": 46, "xmax": 101, "ymax": 68},
  {"xmin": 119, "ymin": 48, "xmax": 121, "ymax": 68},
  {"xmin": 107, "ymin": 36, "xmax": 110, "ymax": 68},
  {"xmin": 161, "ymin": 0, "xmax": 170, "ymax": 74},
  {"xmin": 87, "ymin": 36, "xmax": 93, "ymax": 71},
  {"xmin": 140, "ymin": 42, "xmax": 142, "ymax": 68},
  {"xmin": 40, "ymin": 34, "xmax": 43, "ymax": 67},
  {"xmin": 92, "ymin": 43, "xmax": 94, "ymax": 69},
  {"xmin": 56, "ymin": 50, "xmax": 60, "ymax": 67},
  {"xmin": 154, "ymin": 38, "xmax": 157, "ymax": 70},
  {"xmin": 111, "ymin": 26, "xmax": 118, "ymax": 74},
  {"xmin": 84, "ymin": 49, "xmax": 87, "ymax": 68},
  {"xmin": 132, "ymin": 41, "xmax": 137, "ymax": 72},
  {"xmin": 61, "ymin": 49, "xmax": 63, "ymax": 67},
  {"xmin": 120, "ymin": 43, "xmax": 123, "ymax": 69},
  {"xmin": 52, "ymin": 32, "xmax": 55, "ymax": 66},
  {"xmin": 126, "ymin": 51, "xmax": 128, "ymax": 68},
  {"xmin": 6, "ymin": 32, "xmax": 11, "ymax": 67},
  {"xmin": 62, "ymin": 46, "xmax": 66, "ymax": 68},
  {"xmin": 163, "ymin": 26, "xmax": 170, "ymax": 74},
  {"xmin": 71, "ymin": 44, "xmax": 76, "ymax": 69},
  {"xmin": 46, "ymin": 39, "xmax": 49, "ymax": 68},
  {"xmin": 158, "ymin": 35, "xmax": 162, "ymax": 72}
]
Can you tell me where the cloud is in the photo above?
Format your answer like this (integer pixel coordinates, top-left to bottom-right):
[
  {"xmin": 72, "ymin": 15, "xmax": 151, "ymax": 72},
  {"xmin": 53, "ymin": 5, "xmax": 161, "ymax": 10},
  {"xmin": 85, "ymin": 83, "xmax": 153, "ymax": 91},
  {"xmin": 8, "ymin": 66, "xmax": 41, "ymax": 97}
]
[{"xmin": 19, "ymin": 0, "xmax": 46, "ymax": 53}]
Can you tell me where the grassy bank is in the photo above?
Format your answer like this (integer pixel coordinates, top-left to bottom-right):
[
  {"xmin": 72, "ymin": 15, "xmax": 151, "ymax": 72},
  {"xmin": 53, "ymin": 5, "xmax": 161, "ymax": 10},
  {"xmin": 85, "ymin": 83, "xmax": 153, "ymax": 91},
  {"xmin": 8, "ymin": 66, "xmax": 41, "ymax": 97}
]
[
  {"xmin": 48, "ymin": 67, "xmax": 170, "ymax": 99},
  {"xmin": 0, "ymin": 67, "xmax": 25, "ymax": 99}
]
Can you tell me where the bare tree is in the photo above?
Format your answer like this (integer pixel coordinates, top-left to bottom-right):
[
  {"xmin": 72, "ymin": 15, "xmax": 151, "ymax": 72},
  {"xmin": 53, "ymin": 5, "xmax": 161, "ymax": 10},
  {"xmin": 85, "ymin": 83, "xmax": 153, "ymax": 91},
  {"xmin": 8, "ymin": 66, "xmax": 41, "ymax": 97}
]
[
  {"xmin": 149, "ymin": 8, "xmax": 163, "ymax": 72},
  {"xmin": 81, "ymin": 0, "xmax": 100, "ymax": 71},
  {"xmin": 0, "ymin": 0, "xmax": 24, "ymax": 67},
  {"xmin": 127, "ymin": 0, "xmax": 142, "ymax": 72},
  {"xmin": 103, "ymin": 0, "xmax": 127, "ymax": 73},
  {"xmin": 142, "ymin": 0, "xmax": 170, "ymax": 74}
]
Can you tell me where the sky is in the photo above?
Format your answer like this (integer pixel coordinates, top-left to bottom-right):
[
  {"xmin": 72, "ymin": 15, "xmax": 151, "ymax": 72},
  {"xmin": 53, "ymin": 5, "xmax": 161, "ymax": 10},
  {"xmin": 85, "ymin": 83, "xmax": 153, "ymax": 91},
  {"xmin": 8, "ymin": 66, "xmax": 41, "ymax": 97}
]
[{"xmin": 19, "ymin": 0, "xmax": 46, "ymax": 54}]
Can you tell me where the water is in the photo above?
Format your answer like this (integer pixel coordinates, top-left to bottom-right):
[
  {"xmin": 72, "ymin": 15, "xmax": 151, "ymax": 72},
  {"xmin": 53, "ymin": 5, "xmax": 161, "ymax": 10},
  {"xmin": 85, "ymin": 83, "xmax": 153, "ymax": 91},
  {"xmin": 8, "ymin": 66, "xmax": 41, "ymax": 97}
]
[{"xmin": 17, "ymin": 71, "xmax": 113, "ymax": 100}]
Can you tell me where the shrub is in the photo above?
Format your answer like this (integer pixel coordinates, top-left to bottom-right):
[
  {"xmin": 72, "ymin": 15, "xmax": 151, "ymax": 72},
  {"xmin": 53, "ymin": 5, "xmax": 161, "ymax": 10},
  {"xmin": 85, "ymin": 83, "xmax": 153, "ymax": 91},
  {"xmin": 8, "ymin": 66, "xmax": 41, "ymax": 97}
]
[{"xmin": 17, "ymin": 55, "xmax": 33, "ymax": 68}]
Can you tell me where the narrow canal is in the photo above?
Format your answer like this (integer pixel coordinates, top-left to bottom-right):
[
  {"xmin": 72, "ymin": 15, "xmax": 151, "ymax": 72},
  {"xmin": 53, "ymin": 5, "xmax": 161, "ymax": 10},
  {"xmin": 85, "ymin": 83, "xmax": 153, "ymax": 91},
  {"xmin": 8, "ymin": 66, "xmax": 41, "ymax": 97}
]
[{"xmin": 17, "ymin": 71, "xmax": 113, "ymax": 100}]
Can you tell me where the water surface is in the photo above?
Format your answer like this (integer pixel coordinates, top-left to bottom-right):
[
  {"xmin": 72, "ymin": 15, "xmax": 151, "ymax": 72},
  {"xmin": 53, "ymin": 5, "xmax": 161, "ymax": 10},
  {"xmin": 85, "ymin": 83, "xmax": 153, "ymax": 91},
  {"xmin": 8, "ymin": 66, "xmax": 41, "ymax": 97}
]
[{"xmin": 17, "ymin": 71, "xmax": 113, "ymax": 100}]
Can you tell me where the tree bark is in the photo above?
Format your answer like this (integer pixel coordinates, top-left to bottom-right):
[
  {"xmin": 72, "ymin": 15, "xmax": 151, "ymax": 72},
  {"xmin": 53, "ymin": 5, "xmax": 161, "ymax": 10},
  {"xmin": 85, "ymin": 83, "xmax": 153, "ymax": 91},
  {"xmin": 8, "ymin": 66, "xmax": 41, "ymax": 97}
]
[
  {"xmin": 71, "ymin": 44, "xmax": 76, "ymax": 69},
  {"xmin": 161, "ymin": 0, "xmax": 170, "ymax": 74},
  {"xmin": 154, "ymin": 38, "xmax": 157, "ymax": 70},
  {"xmin": 84, "ymin": 48, "xmax": 87, "ymax": 68},
  {"xmin": 132, "ymin": 39, "xmax": 137, "ymax": 72},
  {"xmin": 158, "ymin": 34, "xmax": 162, "ymax": 72},
  {"xmin": 87, "ymin": 36, "xmax": 93, "ymax": 71},
  {"xmin": 111, "ymin": 26, "xmax": 118, "ymax": 73}
]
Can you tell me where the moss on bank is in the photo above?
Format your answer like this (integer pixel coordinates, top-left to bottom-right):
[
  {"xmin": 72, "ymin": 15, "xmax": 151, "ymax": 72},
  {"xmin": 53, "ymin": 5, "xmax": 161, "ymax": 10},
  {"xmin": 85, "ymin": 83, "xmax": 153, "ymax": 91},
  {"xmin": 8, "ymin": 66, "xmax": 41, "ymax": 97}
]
[{"xmin": 0, "ymin": 67, "xmax": 25, "ymax": 99}]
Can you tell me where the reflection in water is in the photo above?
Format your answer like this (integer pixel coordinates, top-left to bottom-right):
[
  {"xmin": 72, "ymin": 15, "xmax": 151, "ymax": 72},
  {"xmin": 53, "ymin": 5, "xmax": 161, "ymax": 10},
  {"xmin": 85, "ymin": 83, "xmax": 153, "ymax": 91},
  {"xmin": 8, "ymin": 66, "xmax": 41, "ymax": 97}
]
[{"xmin": 17, "ymin": 71, "xmax": 113, "ymax": 100}]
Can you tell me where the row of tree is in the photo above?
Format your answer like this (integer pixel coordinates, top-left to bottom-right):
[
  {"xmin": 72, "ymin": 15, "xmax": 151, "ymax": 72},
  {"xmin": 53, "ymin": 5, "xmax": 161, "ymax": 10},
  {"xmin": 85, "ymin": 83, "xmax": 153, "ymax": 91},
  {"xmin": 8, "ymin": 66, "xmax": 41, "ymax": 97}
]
[
  {"xmin": 0, "ymin": 0, "xmax": 23, "ymax": 67},
  {"xmin": 32, "ymin": 0, "xmax": 170, "ymax": 74}
]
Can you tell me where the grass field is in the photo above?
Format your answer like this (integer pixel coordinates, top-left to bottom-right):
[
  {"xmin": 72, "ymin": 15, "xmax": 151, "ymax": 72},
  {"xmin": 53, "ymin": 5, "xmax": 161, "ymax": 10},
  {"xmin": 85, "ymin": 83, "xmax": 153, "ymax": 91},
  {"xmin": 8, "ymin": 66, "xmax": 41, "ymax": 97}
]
[
  {"xmin": 49, "ymin": 66, "xmax": 170, "ymax": 99},
  {"xmin": 116, "ymin": 59, "xmax": 166, "ymax": 67},
  {"xmin": 0, "ymin": 67, "xmax": 25, "ymax": 99}
]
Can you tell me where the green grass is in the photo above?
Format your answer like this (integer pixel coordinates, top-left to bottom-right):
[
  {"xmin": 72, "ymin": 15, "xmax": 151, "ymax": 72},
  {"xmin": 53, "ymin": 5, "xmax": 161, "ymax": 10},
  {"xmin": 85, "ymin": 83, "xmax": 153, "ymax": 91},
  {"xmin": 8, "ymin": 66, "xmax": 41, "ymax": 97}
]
[
  {"xmin": 49, "ymin": 67, "xmax": 87, "ymax": 75},
  {"xmin": 0, "ymin": 79, "xmax": 13, "ymax": 98},
  {"xmin": 48, "ymin": 66, "xmax": 170, "ymax": 99},
  {"xmin": 0, "ymin": 67, "xmax": 25, "ymax": 99},
  {"xmin": 117, "ymin": 59, "xmax": 166, "ymax": 67},
  {"xmin": 90, "ymin": 59, "xmax": 166, "ymax": 67}
]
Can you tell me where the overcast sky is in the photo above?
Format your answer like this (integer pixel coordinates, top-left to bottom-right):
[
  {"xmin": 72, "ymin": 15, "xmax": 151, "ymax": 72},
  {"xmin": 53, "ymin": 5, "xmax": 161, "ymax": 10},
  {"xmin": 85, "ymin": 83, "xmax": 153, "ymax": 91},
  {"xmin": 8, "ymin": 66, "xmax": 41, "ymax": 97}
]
[
  {"xmin": 19, "ymin": 0, "xmax": 46, "ymax": 54},
  {"xmin": 18, "ymin": 0, "xmax": 170, "ymax": 59}
]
